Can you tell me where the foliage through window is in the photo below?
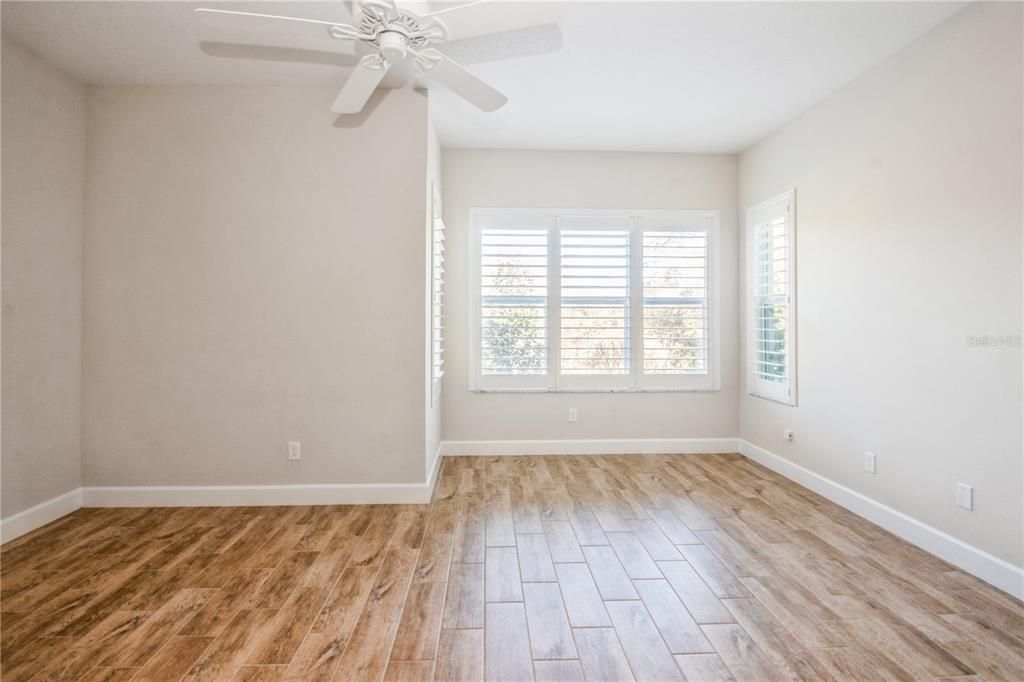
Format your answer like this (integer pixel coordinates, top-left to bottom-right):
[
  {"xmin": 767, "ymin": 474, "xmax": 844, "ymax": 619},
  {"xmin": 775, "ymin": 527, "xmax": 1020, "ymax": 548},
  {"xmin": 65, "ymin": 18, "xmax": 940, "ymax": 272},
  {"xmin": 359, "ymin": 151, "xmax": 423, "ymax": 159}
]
[{"xmin": 472, "ymin": 210, "xmax": 719, "ymax": 391}]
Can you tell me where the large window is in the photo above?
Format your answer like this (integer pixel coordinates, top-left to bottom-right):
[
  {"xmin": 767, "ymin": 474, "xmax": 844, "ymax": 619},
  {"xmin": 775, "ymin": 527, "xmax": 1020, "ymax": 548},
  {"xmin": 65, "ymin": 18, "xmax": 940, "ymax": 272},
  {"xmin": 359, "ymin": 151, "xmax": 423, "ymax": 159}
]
[
  {"xmin": 471, "ymin": 210, "xmax": 719, "ymax": 391},
  {"xmin": 747, "ymin": 190, "xmax": 796, "ymax": 405}
]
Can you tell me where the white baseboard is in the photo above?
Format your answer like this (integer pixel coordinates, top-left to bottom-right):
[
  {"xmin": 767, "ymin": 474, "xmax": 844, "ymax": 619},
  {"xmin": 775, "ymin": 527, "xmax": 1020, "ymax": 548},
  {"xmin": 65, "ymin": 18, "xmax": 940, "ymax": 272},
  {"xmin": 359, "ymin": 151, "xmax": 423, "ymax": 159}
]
[
  {"xmin": 81, "ymin": 450, "xmax": 446, "ymax": 508},
  {"xmin": 81, "ymin": 481, "xmax": 433, "ymax": 507},
  {"xmin": 738, "ymin": 439, "xmax": 1024, "ymax": 600},
  {"xmin": 426, "ymin": 441, "xmax": 443, "ymax": 498},
  {"xmin": 440, "ymin": 437, "xmax": 740, "ymax": 456},
  {"xmin": 1, "ymin": 488, "xmax": 83, "ymax": 543}
]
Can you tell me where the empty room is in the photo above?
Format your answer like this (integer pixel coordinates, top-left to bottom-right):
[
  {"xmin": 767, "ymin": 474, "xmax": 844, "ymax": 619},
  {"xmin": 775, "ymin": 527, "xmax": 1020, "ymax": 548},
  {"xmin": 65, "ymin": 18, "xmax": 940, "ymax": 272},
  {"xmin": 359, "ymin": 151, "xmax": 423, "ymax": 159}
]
[{"xmin": 1, "ymin": 0, "xmax": 1021, "ymax": 680}]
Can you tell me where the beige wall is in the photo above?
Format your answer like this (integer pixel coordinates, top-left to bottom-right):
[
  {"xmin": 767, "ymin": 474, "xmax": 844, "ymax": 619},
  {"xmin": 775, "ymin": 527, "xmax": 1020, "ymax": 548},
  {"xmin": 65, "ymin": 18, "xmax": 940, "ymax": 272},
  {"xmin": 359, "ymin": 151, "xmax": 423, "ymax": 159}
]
[
  {"xmin": 1, "ymin": 40, "xmax": 86, "ymax": 518},
  {"xmin": 83, "ymin": 86, "xmax": 431, "ymax": 486},
  {"xmin": 739, "ymin": 2, "xmax": 1023, "ymax": 566},
  {"xmin": 441, "ymin": 150, "xmax": 739, "ymax": 442}
]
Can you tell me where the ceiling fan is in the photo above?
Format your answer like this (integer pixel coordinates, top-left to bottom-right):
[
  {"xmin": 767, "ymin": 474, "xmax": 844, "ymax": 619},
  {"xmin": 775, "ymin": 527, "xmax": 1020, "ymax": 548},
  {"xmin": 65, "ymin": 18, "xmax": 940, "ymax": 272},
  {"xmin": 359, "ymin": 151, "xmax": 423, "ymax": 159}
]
[{"xmin": 195, "ymin": 1, "xmax": 559, "ymax": 115}]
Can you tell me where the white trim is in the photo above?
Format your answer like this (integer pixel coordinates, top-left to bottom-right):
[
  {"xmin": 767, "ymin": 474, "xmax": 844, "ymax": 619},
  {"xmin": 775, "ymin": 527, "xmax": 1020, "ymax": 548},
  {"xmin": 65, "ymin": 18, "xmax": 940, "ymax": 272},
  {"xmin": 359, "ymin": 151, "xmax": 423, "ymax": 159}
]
[
  {"xmin": 440, "ymin": 438, "xmax": 740, "ymax": 456},
  {"xmin": 3, "ymin": 457, "xmax": 445, "ymax": 540},
  {"xmin": 1, "ymin": 488, "xmax": 83, "ymax": 543},
  {"xmin": 425, "ymin": 441, "xmax": 443, "ymax": 498},
  {"xmin": 81, "ymin": 451, "xmax": 445, "ymax": 508},
  {"xmin": 738, "ymin": 439, "xmax": 1024, "ymax": 600},
  {"xmin": 82, "ymin": 480, "xmax": 436, "ymax": 507}
]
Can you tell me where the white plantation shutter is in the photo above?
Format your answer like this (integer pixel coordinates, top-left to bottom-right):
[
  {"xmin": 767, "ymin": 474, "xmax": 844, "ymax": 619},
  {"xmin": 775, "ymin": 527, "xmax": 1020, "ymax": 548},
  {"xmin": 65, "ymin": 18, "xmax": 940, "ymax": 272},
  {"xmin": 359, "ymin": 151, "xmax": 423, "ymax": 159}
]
[
  {"xmin": 642, "ymin": 231, "xmax": 708, "ymax": 374},
  {"xmin": 558, "ymin": 218, "xmax": 632, "ymax": 386},
  {"xmin": 431, "ymin": 216, "xmax": 446, "ymax": 399},
  {"xmin": 472, "ymin": 210, "xmax": 719, "ymax": 391},
  {"xmin": 477, "ymin": 220, "xmax": 549, "ymax": 387},
  {"xmin": 747, "ymin": 190, "xmax": 796, "ymax": 404}
]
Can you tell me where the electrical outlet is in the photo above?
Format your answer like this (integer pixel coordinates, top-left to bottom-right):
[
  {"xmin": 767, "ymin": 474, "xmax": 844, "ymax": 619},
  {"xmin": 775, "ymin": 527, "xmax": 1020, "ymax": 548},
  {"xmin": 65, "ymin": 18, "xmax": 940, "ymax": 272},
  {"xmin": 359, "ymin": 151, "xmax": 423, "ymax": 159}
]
[
  {"xmin": 783, "ymin": 429, "xmax": 794, "ymax": 441},
  {"xmin": 568, "ymin": 408, "xmax": 578, "ymax": 423},
  {"xmin": 864, "ymin": 451, "xmax": 876, "ymax": 474},
  {"xmin": 956, "ymin": 482, "xmax": 973, "ymax": 510},
  {"xmin": 288, "ymin": 441, "xmax": 301, "ymax": 461}
]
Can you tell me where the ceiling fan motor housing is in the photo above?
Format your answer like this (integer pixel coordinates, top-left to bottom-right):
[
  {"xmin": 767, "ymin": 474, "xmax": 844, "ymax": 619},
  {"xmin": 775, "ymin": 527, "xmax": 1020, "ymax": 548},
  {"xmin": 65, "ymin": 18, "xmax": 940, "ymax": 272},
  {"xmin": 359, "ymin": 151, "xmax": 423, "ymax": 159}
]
[{"xmin": 378, "ymin": 30, "xmax": 409, "ymax": 62}]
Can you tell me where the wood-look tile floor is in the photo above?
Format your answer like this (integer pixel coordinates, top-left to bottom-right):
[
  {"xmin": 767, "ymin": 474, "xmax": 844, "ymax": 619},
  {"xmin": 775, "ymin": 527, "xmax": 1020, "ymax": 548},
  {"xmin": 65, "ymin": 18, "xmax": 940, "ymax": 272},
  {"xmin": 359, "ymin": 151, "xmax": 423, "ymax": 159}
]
[{"xmin": 2, "ymin": 454, "xmax": 1023, "ymax": 681}]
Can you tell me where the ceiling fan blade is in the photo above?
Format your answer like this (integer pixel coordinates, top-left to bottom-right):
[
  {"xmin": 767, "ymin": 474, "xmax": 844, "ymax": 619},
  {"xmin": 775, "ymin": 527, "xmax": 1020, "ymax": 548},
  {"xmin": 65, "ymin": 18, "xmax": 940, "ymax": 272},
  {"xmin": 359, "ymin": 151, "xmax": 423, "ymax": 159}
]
[
  {"xmin": 195, "ymin": 8, "xmax": 359, "ymax": 55},
  {"xmin": 396, "ymin": 1, "xmax": 434, "ymax": 15},
  {"xmin": 417, "ymin": 49, "xmax": 507, "ymax": 112},
  {"xmin": 200, "ymin": 43, "xmax": 359, "ymax": 68},
  {"xmin": 425, "ymin": 1, "xmax": 559, "ymax": 41},
  {"xmin": 332, "ymin": 55, "xmax": 391, "ymax": 113},
  {"xmin": 441, "ymin": 22, "xmax": 562, "ymax": 65}
]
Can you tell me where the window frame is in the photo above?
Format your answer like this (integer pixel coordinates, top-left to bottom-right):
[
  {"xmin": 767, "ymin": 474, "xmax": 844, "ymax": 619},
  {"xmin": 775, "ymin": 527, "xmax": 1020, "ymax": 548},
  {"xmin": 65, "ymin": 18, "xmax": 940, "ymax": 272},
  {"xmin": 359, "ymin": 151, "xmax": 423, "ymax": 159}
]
[
  {"xmin": 469, "ymin": 208, "xmax": 720, "ymax": 393},
  {"xmin": 746, "ymin": 189, "xmax": 797, "ymax": 406}
]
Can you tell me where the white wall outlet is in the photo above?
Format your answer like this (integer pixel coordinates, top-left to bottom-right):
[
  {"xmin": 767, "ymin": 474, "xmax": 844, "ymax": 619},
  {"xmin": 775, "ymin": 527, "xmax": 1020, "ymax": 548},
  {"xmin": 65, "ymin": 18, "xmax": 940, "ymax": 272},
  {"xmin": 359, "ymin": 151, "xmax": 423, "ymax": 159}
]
[
  {"xmin": 568, "ymin": 408, "xmax": 578, "ymax": 423},
  {"xmin": 956, "ymin": 482, "xmax": 973, "ymax": 510},
  {"xmin": 288, "ymin": 441, "xmax": 301, "ymax": 461},
  {"xmin": 864, "ymin": 451, "xmax": 876, "ymax": 474},
  {"xmin": 783, "ymin": 429, "xmax": 794, "ymax": 441}
]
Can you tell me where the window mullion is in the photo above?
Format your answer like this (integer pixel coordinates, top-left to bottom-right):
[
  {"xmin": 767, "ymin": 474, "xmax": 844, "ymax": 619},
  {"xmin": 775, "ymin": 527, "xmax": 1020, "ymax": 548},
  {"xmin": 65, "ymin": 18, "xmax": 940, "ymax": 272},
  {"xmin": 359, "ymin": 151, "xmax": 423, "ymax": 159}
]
[
  {"xmin": 629, "ymin": 217, "xmax": 643, "ymax": 389},
  {"xmin": 548, "ymin": 216, "xmax": 561, "ymax": 390}
]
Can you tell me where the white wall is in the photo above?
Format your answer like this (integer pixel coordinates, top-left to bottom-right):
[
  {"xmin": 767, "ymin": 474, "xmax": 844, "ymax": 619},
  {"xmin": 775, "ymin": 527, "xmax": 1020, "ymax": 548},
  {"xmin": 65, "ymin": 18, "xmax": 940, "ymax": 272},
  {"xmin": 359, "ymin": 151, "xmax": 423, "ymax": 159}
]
[
  {"xmin": 1, "ymin": 40, "xmax": 85, "ymax": 518},
  {"xmin": 83, "ymin": 86, "xmax": 432, "ymax": 487},
  {"xmin": 739, "ymin": 2, "xmax": 1023, "ymax": 566},
  {"xmin": 442, "ymin": 150, "xmax": 738, "ymax": 443}
]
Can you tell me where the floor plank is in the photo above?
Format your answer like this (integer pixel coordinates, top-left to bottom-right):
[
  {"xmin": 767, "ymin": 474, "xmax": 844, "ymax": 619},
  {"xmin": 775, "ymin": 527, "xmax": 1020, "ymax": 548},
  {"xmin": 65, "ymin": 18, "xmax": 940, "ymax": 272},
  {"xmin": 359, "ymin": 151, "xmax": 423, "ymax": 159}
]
[
  {"xmin": 434, "ymin": 629, "xmax": 483, "ymax": 682},
  {"xmin": 554, "ymin": 562, "xmax": 611, "ymax": 628},
  {"xmin": 485, "ymin": 602, "xmax": 534, "ymax": 681},
  {"xmin": 516, "ymin": 533, "xmax": 557, "ymax": 582},
  {"xmin": 442, "ymin": 563, "xmax": 485, "ymax": 629},
  {"xmin": 582, "ymin": 545, "xmax": 639, "ymax": 601},
  {"xmin": 573, "ymin": 627, "xmax": 635, "ymax": 681},
  {"xmin": 523, "ymin": 582, "xmax": 576, "ymax": 660},
  {"xmin": 605, "ymin": 600, "xmax": 684, "ymax": 680},
  {"xmin": 633, "ymin": 578, "xmax": 715, "ymax": 654},
  {"xmin": 485, "ymin": 546, "xmax": 524, "ymax": 602}
]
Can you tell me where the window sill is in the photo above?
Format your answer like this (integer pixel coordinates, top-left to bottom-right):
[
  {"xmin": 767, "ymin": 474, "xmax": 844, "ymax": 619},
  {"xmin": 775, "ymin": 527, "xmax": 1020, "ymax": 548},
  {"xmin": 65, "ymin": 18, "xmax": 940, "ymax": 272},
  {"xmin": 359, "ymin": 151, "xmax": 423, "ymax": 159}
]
[
  {"xmin": 470, "ymin": 387, "xmax": 721, "ymax": 394},
  {"xmin": 748, "ymin": 390, "xmax": 796, "ymax": 407}
]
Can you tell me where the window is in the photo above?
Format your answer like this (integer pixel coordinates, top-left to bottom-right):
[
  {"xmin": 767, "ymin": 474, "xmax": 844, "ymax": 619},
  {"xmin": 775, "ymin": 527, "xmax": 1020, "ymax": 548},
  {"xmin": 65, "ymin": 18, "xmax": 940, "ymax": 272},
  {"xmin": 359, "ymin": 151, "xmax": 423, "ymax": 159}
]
[
  {"xmin": 471, "ymin": 210, "xmax": 719, "ymax": 391},
  {"xmin": 559, "ymin": 217, "xmax": 632, "ymax": 388},
  {"xmin": 747, "ymin": 190, "xmax": 796, "ymax": 405},
  {"xmin": 431, "ymin": 210, "xmax": 446, "ymax": 404},
  {"xmin": 478, "ymin": 215, "xmax": 550, "ymax": 389},
  {"xmin": 642, "ymin": 223, "xmax": 710, "ymax": 387}
]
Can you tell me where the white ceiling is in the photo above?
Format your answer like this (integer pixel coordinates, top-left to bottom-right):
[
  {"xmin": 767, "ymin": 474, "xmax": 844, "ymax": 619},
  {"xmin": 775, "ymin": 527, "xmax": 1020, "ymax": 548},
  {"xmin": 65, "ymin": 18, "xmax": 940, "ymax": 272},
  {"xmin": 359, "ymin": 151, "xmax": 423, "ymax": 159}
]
[{"xmin": 2, "ymin": 1, "xmax": 966, "ymax": 152}]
